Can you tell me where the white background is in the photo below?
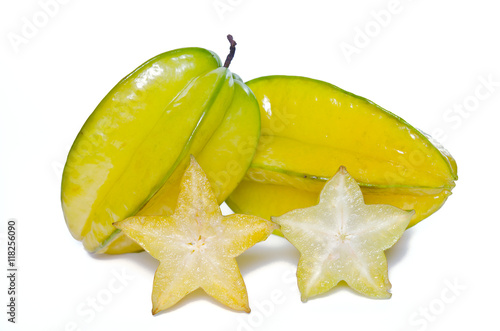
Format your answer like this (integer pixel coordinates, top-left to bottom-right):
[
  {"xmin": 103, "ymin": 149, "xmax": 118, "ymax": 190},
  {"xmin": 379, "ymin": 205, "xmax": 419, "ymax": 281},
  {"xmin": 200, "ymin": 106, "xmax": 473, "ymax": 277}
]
[{"xmin": 1, "ymin": 0, "xmax": 499, "ymax": 330}]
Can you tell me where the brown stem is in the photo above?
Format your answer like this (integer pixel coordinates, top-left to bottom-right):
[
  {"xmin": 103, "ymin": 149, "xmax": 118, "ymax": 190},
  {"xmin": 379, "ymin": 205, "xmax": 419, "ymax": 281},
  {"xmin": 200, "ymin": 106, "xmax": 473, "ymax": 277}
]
[{"xmin": 223, "ymin": 34, "xmax": 237, "ymax": 68}]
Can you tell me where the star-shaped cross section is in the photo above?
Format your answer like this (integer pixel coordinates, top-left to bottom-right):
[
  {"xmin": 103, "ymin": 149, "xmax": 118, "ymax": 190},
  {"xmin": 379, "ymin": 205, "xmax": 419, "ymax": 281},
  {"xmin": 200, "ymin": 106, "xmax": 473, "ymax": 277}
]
[
  {"xmin": 114, "ymin": 156, "xmax": 277, "ymax": 314},
  {"xmin": 273, "ymin": 166, "xmax": 414, "ymax": 301}
]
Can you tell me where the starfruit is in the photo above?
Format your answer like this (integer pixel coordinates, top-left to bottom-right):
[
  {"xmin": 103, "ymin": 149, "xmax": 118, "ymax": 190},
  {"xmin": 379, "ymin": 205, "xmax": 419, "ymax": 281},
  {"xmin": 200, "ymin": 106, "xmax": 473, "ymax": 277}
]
[
  {"xmin": 227, "ymin": 76, "xmax": 457, "ymax": 229},
  {"xmin": 62, "ymin": 37, "xmax": 260, "ymax": 253}
]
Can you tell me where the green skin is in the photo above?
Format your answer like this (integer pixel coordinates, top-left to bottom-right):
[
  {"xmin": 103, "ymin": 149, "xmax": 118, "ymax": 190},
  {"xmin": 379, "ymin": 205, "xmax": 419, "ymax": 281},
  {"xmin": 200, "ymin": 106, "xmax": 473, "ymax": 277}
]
[{"xmin": 61, "ymin": 47, "xmax": 260, "ymax": 253}]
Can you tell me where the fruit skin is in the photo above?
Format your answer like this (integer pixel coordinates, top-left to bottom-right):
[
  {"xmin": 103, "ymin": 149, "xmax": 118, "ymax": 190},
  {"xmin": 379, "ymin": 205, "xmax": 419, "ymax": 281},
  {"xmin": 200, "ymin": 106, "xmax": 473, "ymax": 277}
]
[
  {"xmin": 226, "ymin": 76, "xmax": 457, "ymax": 230},
  {"xmin": 61, "ymin": 47, "xmax": 260, "ymax": 253}
]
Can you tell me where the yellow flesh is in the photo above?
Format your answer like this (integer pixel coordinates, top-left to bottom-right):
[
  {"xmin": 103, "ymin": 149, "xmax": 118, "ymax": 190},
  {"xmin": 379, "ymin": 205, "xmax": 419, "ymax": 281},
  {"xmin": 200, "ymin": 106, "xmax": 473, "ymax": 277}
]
[
  {"xmin": 227, "ymin": 76, "xmax": 457, "ymax": 227},
  {"xmin": 114, "ymin": 157, "xmax": 276, "ymax": 313},
  {"xmin": 62, "ymin": 48, "xmax": 260, "ymax": 253},
  {"xmin": 273, "ymin": 167, "xmax": 414, "ymax": 300}
]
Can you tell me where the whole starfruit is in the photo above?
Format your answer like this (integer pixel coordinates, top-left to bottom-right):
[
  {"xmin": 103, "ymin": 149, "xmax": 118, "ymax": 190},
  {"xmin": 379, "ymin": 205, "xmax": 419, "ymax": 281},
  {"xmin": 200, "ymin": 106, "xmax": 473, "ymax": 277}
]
[
  {"xmin": 227, "ymin": 76, "xmax": 457, "ymax": 229},
  {"xmin": 62, "ymin": 36, "xmax": 260, "ymax": 253}
]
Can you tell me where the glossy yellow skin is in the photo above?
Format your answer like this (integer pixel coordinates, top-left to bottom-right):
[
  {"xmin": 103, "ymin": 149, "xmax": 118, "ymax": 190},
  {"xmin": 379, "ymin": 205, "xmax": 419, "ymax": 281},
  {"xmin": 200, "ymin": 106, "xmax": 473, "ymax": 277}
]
[
  {"xmin": 227, "ymin": 76, "xmax": 457, "ymax": 229},
  {"xmin": 61, "ymin": 48, "xmax": 260, "ymax": 253}
]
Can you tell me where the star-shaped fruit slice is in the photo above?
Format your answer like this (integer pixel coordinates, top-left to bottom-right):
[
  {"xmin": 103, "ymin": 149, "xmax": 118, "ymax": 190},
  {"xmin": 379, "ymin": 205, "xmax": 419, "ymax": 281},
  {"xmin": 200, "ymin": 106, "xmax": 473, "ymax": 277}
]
[
  {"xmin": 114, "ymin": 156, "xmax": 277, "ymax": 314},
  {"xmin": 272, "ymin": 166, "xmax": 414, "ymax": 301}
]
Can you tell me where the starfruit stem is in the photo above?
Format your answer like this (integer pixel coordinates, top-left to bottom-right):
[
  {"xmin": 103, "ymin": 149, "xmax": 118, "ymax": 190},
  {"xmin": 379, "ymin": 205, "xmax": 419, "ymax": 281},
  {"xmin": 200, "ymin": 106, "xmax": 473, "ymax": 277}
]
[{"xmin": 223, "ymin": 34, "xmax": 237, "ymax": 68}]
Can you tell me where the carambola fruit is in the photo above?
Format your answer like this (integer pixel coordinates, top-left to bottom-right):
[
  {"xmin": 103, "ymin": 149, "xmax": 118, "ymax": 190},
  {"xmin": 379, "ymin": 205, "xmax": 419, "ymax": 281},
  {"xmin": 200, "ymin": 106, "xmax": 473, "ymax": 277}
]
[
  {"xmin": 227, "ymin": 76, "xmax": 457, "ymax": 229},
  {"xmin": 62, "ymin": 37, "xmax": 260, "ymax": 253},
  {"xmin": 114, "ymin": 156, "xmax": 276, "ymax": 313},
  {"xmin": 273, "ymin": 166, "xmax": 414, "ymax": 300}
]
